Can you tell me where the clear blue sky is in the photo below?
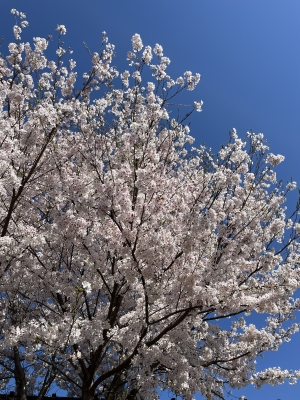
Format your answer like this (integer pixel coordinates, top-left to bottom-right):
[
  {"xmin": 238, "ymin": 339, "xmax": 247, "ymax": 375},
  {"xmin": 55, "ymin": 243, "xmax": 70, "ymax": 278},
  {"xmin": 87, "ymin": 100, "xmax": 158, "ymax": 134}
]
[{"xmin": 1, "ymin": 1, "xmax": 300, "ymax": 399}]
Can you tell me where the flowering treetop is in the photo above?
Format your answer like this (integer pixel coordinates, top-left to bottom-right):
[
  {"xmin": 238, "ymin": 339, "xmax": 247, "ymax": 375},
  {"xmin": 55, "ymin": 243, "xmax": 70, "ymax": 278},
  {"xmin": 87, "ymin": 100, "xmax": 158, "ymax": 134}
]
[{"xmin": 0, "ymin": 9, "xmax": 300, "ymax": 400}]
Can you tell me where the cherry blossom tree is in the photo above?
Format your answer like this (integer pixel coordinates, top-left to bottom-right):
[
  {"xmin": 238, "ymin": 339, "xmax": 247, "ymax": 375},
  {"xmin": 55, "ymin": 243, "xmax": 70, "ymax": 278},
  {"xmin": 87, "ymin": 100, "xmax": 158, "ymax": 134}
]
[{"xmin": 1, "ymin": 9, "xmax": 300, "ymax": 400}]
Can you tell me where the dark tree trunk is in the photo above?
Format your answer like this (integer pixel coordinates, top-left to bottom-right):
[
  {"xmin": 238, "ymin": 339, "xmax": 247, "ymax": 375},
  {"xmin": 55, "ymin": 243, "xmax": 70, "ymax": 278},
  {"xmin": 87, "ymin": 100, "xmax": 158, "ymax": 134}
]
[
  {"xmin": 82, "ymin": 380, "xmax": 95, "ymax": 400},
  {"xmin": 13, "ymin": 346, "xmax": 27, "ymax": 400},
  {"xmin": 126, "ymin": 388, "xmax": 139, "ymax": 399}
]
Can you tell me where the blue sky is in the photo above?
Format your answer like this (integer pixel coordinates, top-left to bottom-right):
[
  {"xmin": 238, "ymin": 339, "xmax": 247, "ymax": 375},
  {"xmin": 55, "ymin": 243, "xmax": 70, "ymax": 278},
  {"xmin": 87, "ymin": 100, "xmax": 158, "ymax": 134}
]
[{"xmin": 1, "ymin": 0, "xmax": 300, "ymax": 399}]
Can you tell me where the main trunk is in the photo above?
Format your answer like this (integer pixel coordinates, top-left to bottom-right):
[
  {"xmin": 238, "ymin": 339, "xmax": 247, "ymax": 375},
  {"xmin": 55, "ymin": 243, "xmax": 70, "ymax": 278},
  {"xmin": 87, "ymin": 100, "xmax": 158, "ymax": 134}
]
[
  {"xmin": 82, "ymin": 382, "xmax": 95, "ymax": 400},
  {"xmin": 13, "ymin": 346, "xmax": 27, "ymax": 400}
]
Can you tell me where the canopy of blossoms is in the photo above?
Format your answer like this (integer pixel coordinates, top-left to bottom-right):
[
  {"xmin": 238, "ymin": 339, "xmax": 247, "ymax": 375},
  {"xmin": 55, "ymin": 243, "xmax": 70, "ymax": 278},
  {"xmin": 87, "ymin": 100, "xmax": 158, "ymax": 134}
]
[{"xmin": 1, "ymin": 9, "xmax": 300, "ymax": 400}]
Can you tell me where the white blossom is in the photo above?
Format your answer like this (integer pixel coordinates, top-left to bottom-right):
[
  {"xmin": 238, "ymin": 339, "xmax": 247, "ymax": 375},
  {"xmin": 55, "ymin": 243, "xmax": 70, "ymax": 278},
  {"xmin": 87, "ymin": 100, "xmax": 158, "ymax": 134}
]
[
  {"xmin": 153, "ymin": 43, "xmax": 163, "ymax": 56},
  {"xmin": 266, "ymin": 153, "xmax": 285, "ymax": 167},
  {"xmin": 194, "ymin": 100, "xmax": 203, "ymax": 112},
  {"xmin": 131, "ymin": 33, "xmax": 143, "ymax": 52},
  {"xmin": 82, "ymin": 281, "xmax": 92, "ymax": 294},
  {"xmin": 56, "ymin": 24, "xmax": 67, "ymax": 35},
  {"xmin": 287, "ymin": 181, "xmax": 297, "ymax": 191}
]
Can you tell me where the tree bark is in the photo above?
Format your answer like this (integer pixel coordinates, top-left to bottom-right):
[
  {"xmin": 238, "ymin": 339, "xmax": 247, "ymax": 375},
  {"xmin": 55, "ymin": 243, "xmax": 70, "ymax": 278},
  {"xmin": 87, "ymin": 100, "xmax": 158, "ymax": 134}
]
[
  {"xmin": 82, "ymin": 380, "xmax": 95, "ymax": 400},
  {"xmin": 13, "ymin": 346, "xmax": 27, "ymax": 400}
]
